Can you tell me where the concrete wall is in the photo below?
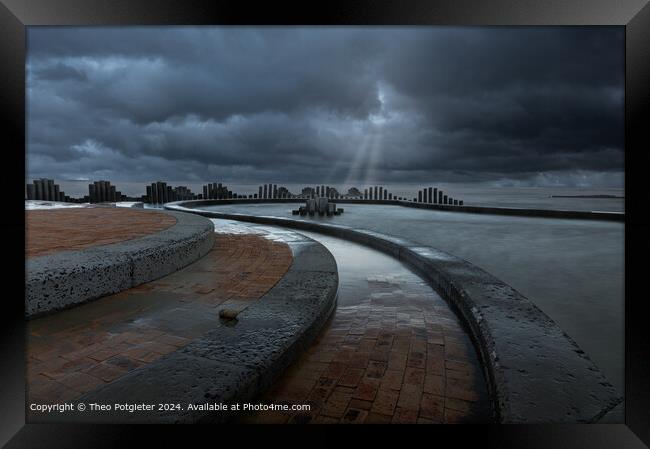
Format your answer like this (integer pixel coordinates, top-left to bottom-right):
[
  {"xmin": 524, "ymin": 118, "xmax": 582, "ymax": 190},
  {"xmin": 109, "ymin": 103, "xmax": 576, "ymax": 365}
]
[{"xmin": 26, "ymin": 210, "xmax": 215, "ymax": 318}]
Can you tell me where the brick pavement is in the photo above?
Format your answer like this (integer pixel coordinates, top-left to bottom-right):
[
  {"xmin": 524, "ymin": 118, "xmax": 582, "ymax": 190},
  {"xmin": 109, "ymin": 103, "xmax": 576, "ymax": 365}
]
[
  {"xmin": 241, "ymin": 274, "xmax": 492, "ymax": 424},
  {"xmin": 26, "ymin": 234, "xmax": 292, "ymax": 406},
  {"xmin": 26, "ymin": 208, "xmax": 177, "ymax": 258}
]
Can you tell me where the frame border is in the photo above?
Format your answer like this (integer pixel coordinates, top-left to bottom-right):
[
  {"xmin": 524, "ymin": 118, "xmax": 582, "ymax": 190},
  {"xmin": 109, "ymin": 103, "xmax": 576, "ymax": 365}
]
[{"xmin": 1, "ymin": 1, "xmax": 648, "ymax": 447}]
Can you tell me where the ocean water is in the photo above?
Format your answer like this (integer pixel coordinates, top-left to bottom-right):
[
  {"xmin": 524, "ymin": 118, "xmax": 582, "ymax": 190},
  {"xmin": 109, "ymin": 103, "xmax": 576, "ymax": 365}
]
[
  {"xmin": 50, "ymin": 180, "xmax": 624, "ymax": 212},
  {"xmin": 202, "ymin": 202, "xmax": 625, "ymax": 395}
]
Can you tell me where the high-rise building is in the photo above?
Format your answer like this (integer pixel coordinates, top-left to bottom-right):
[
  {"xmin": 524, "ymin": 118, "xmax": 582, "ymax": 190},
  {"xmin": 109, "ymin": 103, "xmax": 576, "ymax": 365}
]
[{"xmin": 26, "ymin": 179, "xmax": 68, "ymax": 202}]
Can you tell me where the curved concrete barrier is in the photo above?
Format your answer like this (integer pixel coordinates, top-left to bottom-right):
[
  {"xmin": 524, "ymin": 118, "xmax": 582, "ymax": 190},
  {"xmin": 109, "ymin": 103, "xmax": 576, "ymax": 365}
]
[
  {"xmin": 66, "ymin": 228, "xmax": 338, "ymax": 423},
  {"xmin": 26, "ymin": 210, "xmax": 215, "ymax": 318},
  {"xmin": 167, "ymin": 201, "xmax": 622, "ymax": 424},
  {"xmin": 169, "ymin": 197, "xmax": 624, "ymax": 222}
]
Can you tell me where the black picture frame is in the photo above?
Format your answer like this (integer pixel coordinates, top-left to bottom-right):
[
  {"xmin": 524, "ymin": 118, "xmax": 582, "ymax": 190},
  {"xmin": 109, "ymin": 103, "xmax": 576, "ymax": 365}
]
[{"xmin": 1, "ymin": 1, "xmax": 648, "ymax": 447}]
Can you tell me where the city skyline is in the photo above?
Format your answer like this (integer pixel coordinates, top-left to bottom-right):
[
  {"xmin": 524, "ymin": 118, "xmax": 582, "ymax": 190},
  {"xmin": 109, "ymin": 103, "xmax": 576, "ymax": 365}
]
[
  {"xmin": 27, "ymin": 27, "xmax": 624, "ymax": 187},
  {"xmin": 25, "ymin": 177, "xmax": 460, "ymax": 205}
]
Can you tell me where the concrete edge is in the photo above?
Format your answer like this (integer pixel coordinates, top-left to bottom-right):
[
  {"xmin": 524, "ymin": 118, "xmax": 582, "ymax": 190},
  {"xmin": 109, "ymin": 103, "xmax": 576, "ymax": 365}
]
[
  {"xmin": 172, "ymin": 198, "xmax": 625, "ymax": 222},
  {"xmin": 167, "ymin": 202, "xmax": 623, "ymax": 424},
  {"xmin": 25, "ymin": 209, "xmax": 215, "ymax": 318},
  {"xmin": 44, "ymin": 227, "xmax": 339, "ymax": 424}
]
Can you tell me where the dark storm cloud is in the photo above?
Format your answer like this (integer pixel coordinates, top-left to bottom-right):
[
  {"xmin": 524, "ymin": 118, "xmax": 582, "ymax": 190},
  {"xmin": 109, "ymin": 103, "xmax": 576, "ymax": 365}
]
[
  {"xmin": 26, "ymin": 27, "xmax": 624, "ymax": 186},
  {"xmin": 33, "ymin": 62, "xmax": 88, "ymax": 82}
]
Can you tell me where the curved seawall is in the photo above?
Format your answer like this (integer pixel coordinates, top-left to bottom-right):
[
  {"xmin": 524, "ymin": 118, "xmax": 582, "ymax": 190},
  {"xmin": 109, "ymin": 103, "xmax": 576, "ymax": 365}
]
[
  {"xmin": 166, "ymin": 198, "xmax": 624, "ymax": 222},
  {"xmin": 26, "ymin": 209, "xmax": 215, "ymax": 318},
  {"xmin": 166, "ymin": 200, "xmax": 622, "ymax": 423}
]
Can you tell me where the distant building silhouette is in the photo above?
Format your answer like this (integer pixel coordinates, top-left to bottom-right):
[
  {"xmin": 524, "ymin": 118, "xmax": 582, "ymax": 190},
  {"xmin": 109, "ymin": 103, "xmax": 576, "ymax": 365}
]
[
  {"xmin": 347, "ymin": 187, "xmax": 361, "ymax": 197},
  {"xmin": 88, "ymin": 180, "xmax": 125, "ymax": 203},
  {"xmin": 26, "ymin": 179, "xmax": 66, "ymax": 202},
  {"xmin": 25, "ymin": 178, "xmax": 465, "ymax": 207}
]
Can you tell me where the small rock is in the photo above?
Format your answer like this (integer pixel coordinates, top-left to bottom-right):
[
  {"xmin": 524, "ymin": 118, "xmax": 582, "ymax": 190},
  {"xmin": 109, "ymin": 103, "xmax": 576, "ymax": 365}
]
[{"xmin": 219, "ymin": 308, "xmax": 240, "ymax": 320}]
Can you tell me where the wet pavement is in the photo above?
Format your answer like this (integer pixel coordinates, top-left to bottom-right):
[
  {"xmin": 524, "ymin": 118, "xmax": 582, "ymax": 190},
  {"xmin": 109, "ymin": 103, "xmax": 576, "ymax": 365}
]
[
  {"xmin": 212, "ymin": 221, "xmax": 492, "ymax": 424},
  {"xmin": 26, "ymin": 233, "xmax": 292, "ymax": 407},
  {"xmin": 26, "ymin": 217, "xmax": 493, "ymax": 424}
]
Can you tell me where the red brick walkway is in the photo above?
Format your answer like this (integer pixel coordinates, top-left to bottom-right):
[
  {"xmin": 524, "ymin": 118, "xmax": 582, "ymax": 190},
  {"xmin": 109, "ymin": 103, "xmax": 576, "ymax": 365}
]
[
  {"xmin": 241, "ymin": 274, "xmax": 492, "ymax": 424},
  {"xmin": 27, "ymin": 234, "xmax": 292, "ymax": 406},
  {"xmin": 26, "ymin": 208, "xmax": 177, "ymax": 258}
]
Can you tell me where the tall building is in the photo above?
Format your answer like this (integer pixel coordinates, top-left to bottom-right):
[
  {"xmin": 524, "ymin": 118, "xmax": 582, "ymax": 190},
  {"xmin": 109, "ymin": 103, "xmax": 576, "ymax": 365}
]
[
  {"xmin": 26, "ymin": 179, "xmax": 66, "ymax": 202},
  {"xmin": 88, "ymin": 180, "xmax": 120, "ymax": 203}
]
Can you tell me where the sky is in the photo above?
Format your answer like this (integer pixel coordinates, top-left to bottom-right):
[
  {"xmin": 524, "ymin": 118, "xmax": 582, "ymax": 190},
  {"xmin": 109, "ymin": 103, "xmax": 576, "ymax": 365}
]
[{"xmin": 26, "ymin": 26, "xmax": 624, "ymax": 188}]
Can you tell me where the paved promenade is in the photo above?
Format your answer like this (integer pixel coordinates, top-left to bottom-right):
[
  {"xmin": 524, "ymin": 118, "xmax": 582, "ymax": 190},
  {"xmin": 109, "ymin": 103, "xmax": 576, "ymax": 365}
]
[
  {"xmin": 213, "ymin": 223, "xmax": 493, "ymax": 424},
  {"xmin": 26, "ymin": 208, "xmax": 177, "ymax": 258},
  {"xmin": 244, "ymin": 276, "xmax": 491, "ymax": 424},
  {"xmin": 27, "ymin": 233, "xmax": 292, "ymax": 406}
]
